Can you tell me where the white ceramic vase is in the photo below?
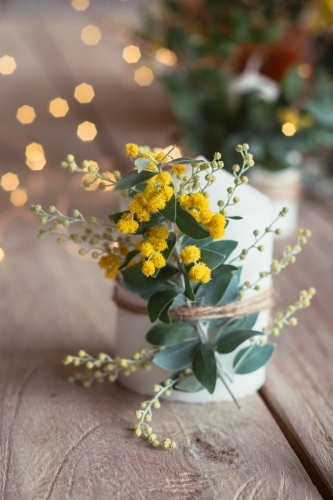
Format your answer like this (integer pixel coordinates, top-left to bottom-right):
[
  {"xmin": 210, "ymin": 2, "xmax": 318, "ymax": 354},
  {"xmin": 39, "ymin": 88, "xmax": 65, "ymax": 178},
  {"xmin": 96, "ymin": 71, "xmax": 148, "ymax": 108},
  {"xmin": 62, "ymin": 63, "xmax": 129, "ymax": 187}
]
[{"xmin": 250, "ymin": 166, "xmax": 302, "ymax": 238}]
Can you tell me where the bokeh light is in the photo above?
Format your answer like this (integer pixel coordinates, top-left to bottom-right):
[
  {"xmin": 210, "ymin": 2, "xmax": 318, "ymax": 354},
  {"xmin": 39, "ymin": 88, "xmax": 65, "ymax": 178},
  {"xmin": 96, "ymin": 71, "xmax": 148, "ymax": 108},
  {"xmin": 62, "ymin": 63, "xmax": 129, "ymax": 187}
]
[
  {"xmin": 77, "ymin": 121, "xmax": 97, "ymax": 141},
  {"xmin": 71, "ymin": 0, "xmax": 89, "ymax": 10},
  {"xmin": 297, "ymin": 64, "xmax": 312, "ymax": 79},
  {"xmin": 49, "ymin": 98, "xmax": 69, "ymax": 117},
  {"xmin": 162, "ymin": 145, "xmax": 182, "ymax": 160},
  {"xmin": 25, "ymin": 142, "xmax": 44, "ymax": 161},
  {"xmin": 16, "ymin": 105, "xmax": 36, "ymax": 124},
  {"xmin": 26, "ymin": 156, "xmax": 46, "ymax": 171},
  {"xmin": 122, "ymin": 45, "xmax": 141, "ymax": 63},
  {"xmin": 0, "ymin": 55, "xmax": 17, "ymax": 75},
  {"xmin": 0, "ymin": 248, "xmax": 5, "ymax": 262},
  {"xmin": 10, "ymin": 188, "xmax": 28, "ymax": 206},
  {"xmin": 134, "ymin": 67, "xmax": 154, "ymax": 86},
  {"xmin": 74, "ymin": 83, "xmax": 95, "ymax": 103},
  {"xmin": 1, "ymin": 172, "xmax": 19, "ymax": 191},
  {"xmin": 81, "ymin": 25, "xmax": 101, "ymax": 45},
  {"xmin": 282, "ymin": 122, "xmax": 297, "ymax": 136},
  {"xmin": 155, "ymin": 48, "xmax": 177, "ymax": 66}
]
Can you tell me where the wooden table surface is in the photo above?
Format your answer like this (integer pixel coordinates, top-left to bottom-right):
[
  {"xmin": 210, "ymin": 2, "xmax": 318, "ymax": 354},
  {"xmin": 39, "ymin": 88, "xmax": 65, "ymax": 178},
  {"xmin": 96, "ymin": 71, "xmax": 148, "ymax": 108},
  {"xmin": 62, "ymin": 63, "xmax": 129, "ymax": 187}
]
[{"xmin": 0, "ymin": 4, "xmax": 333, "ymax": 499}]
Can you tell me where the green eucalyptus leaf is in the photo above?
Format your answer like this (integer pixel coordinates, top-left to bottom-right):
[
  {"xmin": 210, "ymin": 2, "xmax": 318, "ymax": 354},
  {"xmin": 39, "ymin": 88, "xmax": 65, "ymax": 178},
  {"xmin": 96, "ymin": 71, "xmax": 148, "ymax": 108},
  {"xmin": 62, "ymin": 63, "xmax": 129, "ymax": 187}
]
[
  {"xmin": 159, "ymin": 190, "xmax": 176, "ymax": 222},
  {"xmin": 119, "ymin": 250, "xmax": 140, "ymax": 270},
  {"xmin": 134, "ymin": 158, "xmax": 152, "ymax": 173},
  {"xmin": 147, "ymin": 286, "xmax": 183, "ymax": 323},
  {"xmin": 217, "ymin": 274, "xmax": 239, "ymax": 306},
  {"xmin": 114, "ymin": 170, "xmax": 157, "ymax": 192},
  {"xmin": 282, "ymin": 67, "xmax": 303, "ymax": 103},
  {"xmin": 176, "ymin": 204, "xmax": 210, "ymax": 240},
  {"xmin": 200, "ymin": 249, "xmax": 225, "ymax": 270},
  {"xmin": 109, "ymin": 211, "xmax": 127, "ymax": 224},
  {"xmin": 233, "ymin": 343, "xmax": 276, "ymax": 374},
  {"xmin": 146, "ymin": 321, "xmax": 195, "ymax": 346},
  {"xmin": 121, "ymin": 264, "xmax": 178, "ymax": 300},
  {"xmin": 212, "ymin": 264, "xmax": 239, "ymax": 277},
  {"xmin": 180, "ymin": 235, "xmax": 213, "ymax": 249},
  {"xmin": 217, "ymin": 330, "xmax": 264, "ymax": 354},
  {"xmin": 135, "ymin": 214, "xmax": 164, "ymax": 234},
  {"xmin": 216, "ymin": 312, "xmax": 260, "ymax": 336},
  {"xmin": 166, "ymin": 157, "xmax": 203, "ymax": 165},
  {"xmin": 153, "ymin": 339, "xmax": 200, "ymax": 370},
  {"xmin": 175, "ymin": 375, "xmax": 203, "ymax": 393},
  {"xmin": 183, "ymin": 268, "xmax": 195, "ymax": 301},
  {"xmin": 192, "ymin": 343, "xmax": 217, "ymax": 394},
  {"xmin": 159, "ymin": 302, "xmax": 174, "ymax": 324},
  {"xmin": 196, "ymin": 271, "xmax": 233, "ymax": 306},
  {"xmin": 204, "ymin": 240, "xmax": 237, "ymax": 259}
]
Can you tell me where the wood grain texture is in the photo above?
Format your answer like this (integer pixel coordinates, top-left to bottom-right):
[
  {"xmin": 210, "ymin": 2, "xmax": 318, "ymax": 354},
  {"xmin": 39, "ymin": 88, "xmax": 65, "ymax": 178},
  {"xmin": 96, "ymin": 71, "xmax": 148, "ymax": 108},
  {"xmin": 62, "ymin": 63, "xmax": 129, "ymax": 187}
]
[
  {"xmin": 0, "ymin": 222, "xmax": 321, "ymax": 500},
  {"xmin": 261, "ymin": 200, "xmax": 333, "ymax": 497}
]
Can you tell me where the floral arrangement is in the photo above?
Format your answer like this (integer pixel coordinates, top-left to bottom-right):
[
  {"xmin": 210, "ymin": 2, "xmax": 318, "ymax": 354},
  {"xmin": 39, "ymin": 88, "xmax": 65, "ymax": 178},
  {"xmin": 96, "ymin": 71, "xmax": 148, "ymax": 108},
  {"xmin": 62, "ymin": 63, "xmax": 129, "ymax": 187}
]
[
  {"xmin": 138, "ymin": 0, "xmax": 333, "ymax": 173},
  {"xmin": 31, "ymin": 142, "xmax": 315, "ymax": 449}
]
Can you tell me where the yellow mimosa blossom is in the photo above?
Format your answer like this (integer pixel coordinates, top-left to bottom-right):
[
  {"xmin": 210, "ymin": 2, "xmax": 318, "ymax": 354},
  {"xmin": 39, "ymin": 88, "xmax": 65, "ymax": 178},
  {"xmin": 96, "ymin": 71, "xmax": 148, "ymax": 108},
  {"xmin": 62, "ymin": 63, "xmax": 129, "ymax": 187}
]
[
  {"xmin": 171, "ymin": 164, "xmax": 186, "ymax": 176},
  {"xmin": 188, "ymin": 262, "xmax": 211, "ymax": 283},
  {"xmin": 140, "ymin": 242, "xmax": 154, "ymax": 258},
  {"xmin": 147, "ymin": 226, "xmax": 169, "ymax": 239},
  {"xmin": 155, "ymin": 171, "xmax": 172, "ymax": 186},
  {"xmin": 180, "ymin": 245, "xmax": 201, "ymax": 265},
  {"xmin": 188, "ymin": 192, "xmax": 210, "ymax": 210},
  {"xmin": 142, "ymin": 260, "xmax": 155, "ymax": 277},
  {"xmin": 125, "ymin": 143, "xmax": 139, "ymax": 157},
  {"xmin": 160, "ymin": 185, "xmax": 174, "ymax": 201},
  {"xmin": 147, "ymin": 236, "xmax": 168, "ymax": 252},
  {"xmin": 199, "ymin": 208, "xmax": 214, "ymax": 224},
  {"xmin": 117, "ymin": 214, "xmax": 139, "ymax": 234},
  {"xmin": 146, "ymin": 194, "xmax": 167, "ymax": 213},
  {"xmin": 98, "ymin": 254, "xmax": 120, "ymax": 279},
  {"xmin": 150, "ymin": 252, "xmax": 166, "ymax": 268},
  {"xmin": 134, "ymin": 241, "xmax": 143, "ymax": 251},
  {"xmin": 206, "ymin": 213, "xmax": 226, "ymax": 240},
  {"xmin": 128, "ymin": 196, "xmax": 150, "ymax": 223}
]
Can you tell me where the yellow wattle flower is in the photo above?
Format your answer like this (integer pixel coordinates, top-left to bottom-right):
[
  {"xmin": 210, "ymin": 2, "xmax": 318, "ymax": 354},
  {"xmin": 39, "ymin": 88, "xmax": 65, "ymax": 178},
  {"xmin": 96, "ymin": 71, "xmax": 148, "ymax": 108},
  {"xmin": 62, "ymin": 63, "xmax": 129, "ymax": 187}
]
[
  {"xmin": 188, "ymin": 262, "xmax": 211, "ymax": 283},
  {"xmin": 180, "ymin": 245, "xmax": 201, "ymax": 265},
  {"xmin": 125, "ymin": 143, "xmax": 139, "ymax": 157}
]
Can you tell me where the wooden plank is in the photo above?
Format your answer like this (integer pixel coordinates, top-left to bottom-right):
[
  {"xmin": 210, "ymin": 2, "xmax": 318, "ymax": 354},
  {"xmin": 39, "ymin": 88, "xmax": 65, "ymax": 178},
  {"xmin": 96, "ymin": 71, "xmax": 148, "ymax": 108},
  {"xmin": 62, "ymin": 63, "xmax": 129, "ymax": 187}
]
[
  {"xmin": 0, "ymin": 221, "xmax": 321, "ymax": 499},
  {"xmin": 261, "ymin": 198, "xmax": 333, "ymax": 498}
]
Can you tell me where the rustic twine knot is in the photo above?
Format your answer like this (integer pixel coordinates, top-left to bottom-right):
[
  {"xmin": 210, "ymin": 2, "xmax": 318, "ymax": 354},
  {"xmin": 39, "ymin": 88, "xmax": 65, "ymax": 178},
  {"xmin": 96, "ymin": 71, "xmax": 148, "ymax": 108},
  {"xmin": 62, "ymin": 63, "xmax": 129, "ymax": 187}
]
[{"xmin": 113, "ymin": 283, "xmax": 274, "ymax": 321}]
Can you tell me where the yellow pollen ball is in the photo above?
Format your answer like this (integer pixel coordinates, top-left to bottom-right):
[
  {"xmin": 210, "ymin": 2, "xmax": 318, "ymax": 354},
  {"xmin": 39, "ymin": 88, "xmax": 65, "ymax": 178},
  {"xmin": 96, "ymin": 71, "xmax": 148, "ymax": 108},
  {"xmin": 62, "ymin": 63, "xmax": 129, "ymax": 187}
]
[
  {"xmin": 188, "ymin": 262, "xmax": 211, "ymax": 283},
  {"xmin": 140, "ymin": 242, "xmax": 154, "ymax": 257},
  {"xmin": 180, "ymin": 245, "xmax": 201, "ymax": 264},
  {"xmin": 125, "ymin": 143, "xmax": 139, "ymax": 157},
  {"xmin": 142, "ymin": 260, "xmax": 155, "ymax": 277}
]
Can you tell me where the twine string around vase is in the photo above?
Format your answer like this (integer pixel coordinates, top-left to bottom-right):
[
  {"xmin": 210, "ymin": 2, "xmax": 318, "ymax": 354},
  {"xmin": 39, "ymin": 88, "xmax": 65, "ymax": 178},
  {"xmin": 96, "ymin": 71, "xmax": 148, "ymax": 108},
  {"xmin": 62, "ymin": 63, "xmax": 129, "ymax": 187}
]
[{"xmin": 112, "ymin": 284, "xmax": 274, "ymax": 321}]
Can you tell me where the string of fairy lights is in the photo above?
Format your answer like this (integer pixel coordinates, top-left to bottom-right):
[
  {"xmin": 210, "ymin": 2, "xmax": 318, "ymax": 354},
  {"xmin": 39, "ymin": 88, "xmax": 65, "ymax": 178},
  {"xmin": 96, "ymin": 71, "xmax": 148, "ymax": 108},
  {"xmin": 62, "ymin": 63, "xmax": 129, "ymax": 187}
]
[{"xmin": 0, "ymin": 0, "xmax": 177, "ymax": 263}]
